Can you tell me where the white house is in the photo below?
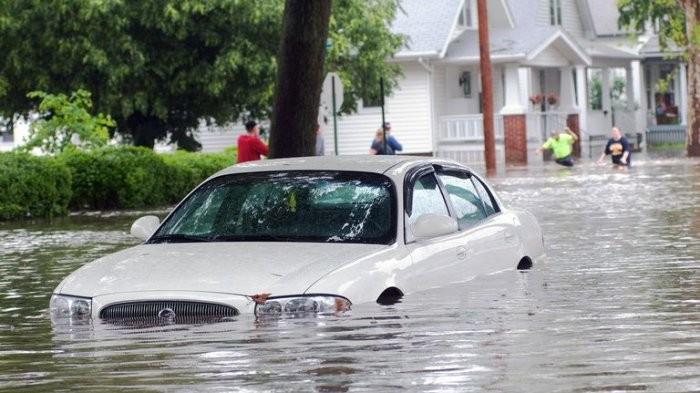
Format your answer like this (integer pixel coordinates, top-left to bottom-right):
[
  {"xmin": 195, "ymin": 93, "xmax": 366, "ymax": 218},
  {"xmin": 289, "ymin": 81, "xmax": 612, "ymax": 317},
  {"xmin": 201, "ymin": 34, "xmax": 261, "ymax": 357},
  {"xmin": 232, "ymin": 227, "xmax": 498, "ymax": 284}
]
[{"xmin": 323, "ymin": 0, "xmax": 687, "ymax": 166}]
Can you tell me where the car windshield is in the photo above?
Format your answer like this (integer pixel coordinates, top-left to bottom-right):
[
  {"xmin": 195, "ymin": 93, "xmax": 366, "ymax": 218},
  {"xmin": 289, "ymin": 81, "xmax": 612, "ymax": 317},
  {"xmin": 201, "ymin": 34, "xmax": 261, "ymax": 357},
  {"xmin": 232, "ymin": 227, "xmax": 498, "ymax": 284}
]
[{"xmin": 151, "ymin": 171, "xmax": 396, "ymax": 244}]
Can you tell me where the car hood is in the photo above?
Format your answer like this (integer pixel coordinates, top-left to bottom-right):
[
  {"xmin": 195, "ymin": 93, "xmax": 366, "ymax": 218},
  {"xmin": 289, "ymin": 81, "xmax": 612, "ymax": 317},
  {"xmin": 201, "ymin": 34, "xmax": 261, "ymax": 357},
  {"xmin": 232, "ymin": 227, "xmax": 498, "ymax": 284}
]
[{"xmin": 57, "ymin": 242, "xmax": 389, "ymax": 298}]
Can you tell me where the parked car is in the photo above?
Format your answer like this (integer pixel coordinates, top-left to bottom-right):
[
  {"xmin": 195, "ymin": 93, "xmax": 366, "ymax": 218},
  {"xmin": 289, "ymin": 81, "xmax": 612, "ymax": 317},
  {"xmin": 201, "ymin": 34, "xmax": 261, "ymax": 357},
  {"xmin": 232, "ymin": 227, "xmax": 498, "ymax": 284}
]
[{"xmin": 50, "ymin": 156, "xmax": 545, "ymax": 323}]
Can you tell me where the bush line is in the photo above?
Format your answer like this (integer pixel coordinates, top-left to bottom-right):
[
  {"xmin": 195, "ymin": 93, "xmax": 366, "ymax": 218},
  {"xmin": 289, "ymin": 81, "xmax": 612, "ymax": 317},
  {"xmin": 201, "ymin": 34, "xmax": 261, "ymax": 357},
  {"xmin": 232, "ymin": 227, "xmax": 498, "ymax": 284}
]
[{"xmin": 0, "ymin": 147, "xmax": 236, "ymax": 220}]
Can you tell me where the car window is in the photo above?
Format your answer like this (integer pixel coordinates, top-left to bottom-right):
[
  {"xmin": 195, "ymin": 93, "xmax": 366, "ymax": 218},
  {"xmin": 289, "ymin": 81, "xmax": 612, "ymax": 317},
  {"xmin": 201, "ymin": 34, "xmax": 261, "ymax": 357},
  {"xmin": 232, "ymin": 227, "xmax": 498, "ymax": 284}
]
[
  {"xmin": 153, "ymin": 171, "xmax": 396, "ymax": 244},
  {"xmin": 437, "ymin": 172, "xmax": 488, "ymax": 229},
  {"xmin": 407, "ymin": 173, "xmax": 449, "ymax": 228},
  {"xmin": 471, "ymin": 177, "xmax": 499, "ymax": 215}
]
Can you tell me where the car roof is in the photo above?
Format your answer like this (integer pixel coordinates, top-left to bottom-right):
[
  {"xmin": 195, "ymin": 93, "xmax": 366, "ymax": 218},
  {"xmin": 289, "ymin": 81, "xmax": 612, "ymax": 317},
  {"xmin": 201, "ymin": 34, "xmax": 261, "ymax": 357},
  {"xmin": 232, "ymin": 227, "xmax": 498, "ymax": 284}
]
[{"xmin": 212, "ymin": 155, "xmax": 473, "ymax": 177}]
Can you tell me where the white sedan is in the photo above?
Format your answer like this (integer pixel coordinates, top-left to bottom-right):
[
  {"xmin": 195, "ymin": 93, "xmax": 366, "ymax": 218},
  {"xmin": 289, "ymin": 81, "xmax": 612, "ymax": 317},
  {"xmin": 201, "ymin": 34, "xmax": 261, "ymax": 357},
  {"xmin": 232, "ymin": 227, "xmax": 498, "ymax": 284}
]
[{"xmin": 50, "ymin": 156, "xmax": 545, "ymax": 322}]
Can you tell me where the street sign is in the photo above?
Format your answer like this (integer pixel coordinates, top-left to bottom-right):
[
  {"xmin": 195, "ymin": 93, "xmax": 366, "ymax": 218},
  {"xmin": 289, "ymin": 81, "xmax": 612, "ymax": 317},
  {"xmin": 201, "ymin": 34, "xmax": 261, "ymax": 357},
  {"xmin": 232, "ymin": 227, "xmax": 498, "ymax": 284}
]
[
  {"xmin": 320, "ymin": 72, "xmax": 344, "ymax": 155},
  {"xmin": 320, "ymin": 72, "xmax": 344, "ymax": 115}
]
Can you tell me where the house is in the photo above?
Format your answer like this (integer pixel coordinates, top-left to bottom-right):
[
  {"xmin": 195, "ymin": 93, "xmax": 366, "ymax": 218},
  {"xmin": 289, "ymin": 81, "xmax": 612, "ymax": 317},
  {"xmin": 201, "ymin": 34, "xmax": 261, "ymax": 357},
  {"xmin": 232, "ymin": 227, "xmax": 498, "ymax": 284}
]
[
  {"xmin": 0, "ymin": 119, "xmax": 30, "ymax": 152},
  {"xmin": 322, "ymin": 0, "xmax": 689, "ymax": 165}
]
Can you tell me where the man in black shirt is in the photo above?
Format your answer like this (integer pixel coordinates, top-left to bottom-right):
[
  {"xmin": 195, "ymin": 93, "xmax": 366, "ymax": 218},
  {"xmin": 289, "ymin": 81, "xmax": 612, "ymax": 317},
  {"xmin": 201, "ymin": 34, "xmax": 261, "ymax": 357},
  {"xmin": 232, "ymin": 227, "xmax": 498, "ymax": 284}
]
[{"xmin": 597, "ymin": 127, "xmax": 631, "ymax": 167}]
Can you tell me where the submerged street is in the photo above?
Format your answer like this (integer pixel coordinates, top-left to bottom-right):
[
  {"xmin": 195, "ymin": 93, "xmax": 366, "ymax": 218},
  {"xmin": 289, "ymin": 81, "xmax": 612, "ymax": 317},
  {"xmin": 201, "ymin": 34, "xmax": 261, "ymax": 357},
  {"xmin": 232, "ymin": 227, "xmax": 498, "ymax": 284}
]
[{"xmin": 1, "ymin": 155, "xmax": 699, "ymax": 392}]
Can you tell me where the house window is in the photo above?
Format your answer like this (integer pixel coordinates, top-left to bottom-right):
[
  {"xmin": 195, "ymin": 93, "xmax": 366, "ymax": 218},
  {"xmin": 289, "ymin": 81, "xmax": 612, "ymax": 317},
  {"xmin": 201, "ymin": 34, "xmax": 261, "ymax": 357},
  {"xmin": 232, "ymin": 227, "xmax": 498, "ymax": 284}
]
[
  {"xmin": 549, "ymin": 0, "xmax": 562, "ymax": 26},
  {"xmin": 362, "ymin": 88, "xmax": 382, "ymax": 108},
  {"xmin": 0, "ymin": 119, "xmax": 12, "ymax": 143},
  {"xmin": 573, "ymin": 68, "xmax": 578, "ymax": 106},
  {"xmin": 458, "ymin": 0, "xmax": 475, "ymax": 28},
  {"xmin": 587, "ymin": 68, "xmax": 603, "ymax": 110},
  {"xmin": 459, "ymin": 71, "xmax": 472, "ymax": 98}
]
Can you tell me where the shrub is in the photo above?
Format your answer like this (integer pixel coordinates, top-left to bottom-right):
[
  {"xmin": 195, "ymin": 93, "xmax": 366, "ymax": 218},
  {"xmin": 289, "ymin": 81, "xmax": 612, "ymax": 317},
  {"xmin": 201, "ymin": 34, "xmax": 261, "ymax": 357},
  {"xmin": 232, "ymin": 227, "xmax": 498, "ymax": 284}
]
[
  {"xmin": 59, "ymin": 146, "xmax": 171, "ymax": 210},
  {"xmin": 59, "ymin": 147, "xmax": 236, "ymax": 210},
  {"xmin": 0, "ymin": 152, "xmax": 72, "ymax": 220},
  {"xmin": 161, "ymin": 150, "xmax": 236, "ymax": 202},
  {"xmin": 0, "ymin": 147, "xmax": 237, "ymax": 219}
]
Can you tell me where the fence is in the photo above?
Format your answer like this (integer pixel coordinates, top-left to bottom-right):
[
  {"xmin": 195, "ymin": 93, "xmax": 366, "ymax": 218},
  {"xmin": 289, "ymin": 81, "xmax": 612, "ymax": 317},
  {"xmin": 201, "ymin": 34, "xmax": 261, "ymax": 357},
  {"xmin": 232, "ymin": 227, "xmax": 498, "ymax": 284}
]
[
  {"xmin": 438, "ymin": 114, "xmax": 504, "ymax": 142},
  {"xmin": 646, "ymin": 125, "xmax": 687, "ymax": 146},
  {"xmin": 436, "ymin": 114, "xmax": 505, "ymax": 166}
]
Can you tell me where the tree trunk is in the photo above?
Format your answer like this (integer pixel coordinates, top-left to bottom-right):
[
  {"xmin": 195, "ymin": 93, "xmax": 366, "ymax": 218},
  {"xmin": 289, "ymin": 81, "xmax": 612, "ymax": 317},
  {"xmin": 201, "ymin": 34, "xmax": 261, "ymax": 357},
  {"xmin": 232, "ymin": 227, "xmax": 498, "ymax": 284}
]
[
  {"xmin": 269, "ymin": 0, "xmax": 332, "ymax": 158},
  {"xmin": 683, "ymin": 0, "xmax": 700, "ymax": 156}
]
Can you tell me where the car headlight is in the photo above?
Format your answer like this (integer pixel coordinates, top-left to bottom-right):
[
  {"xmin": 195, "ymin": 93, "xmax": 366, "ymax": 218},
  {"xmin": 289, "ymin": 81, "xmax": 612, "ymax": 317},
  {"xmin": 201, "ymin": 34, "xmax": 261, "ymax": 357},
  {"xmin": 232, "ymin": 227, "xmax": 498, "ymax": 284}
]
[
  {"xmin": 255, "ymin": 294, "xmax": 351, "ymax": 317},
  {"xmin": 50, "ymin": 294, "xmax": 92, "ymax": 321}
]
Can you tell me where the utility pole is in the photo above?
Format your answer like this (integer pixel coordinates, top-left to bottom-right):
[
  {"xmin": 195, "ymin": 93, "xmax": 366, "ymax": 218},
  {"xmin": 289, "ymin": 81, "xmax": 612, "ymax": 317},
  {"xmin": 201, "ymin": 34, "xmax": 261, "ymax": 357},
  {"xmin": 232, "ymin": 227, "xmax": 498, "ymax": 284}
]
[
  {"xmin": 477, "ymin": 0, "xmax": 496, "ymax": 173},
  {"xmin": 380, "ymin": 77, "xmax": 387, "ymax": 153}
]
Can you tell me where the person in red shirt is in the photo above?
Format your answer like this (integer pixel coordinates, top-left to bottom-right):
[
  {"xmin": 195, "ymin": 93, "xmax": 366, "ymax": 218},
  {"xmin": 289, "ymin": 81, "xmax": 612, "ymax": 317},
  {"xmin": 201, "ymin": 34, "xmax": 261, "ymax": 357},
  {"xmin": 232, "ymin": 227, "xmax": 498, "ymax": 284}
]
[{"xmin": 237, "ymin": 120, "xmax": 269, "ymax": 163}]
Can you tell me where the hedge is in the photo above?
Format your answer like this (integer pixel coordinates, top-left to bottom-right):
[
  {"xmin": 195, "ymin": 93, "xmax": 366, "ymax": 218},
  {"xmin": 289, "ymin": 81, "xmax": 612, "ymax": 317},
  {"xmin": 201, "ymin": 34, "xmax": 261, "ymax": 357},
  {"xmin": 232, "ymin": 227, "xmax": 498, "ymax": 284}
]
[
  {"xmin": 0, "ymin": 152, "xmax": 72, "ymax": 220},
  {"xmin": 0, "ymin": 147, "xmax": 237, "ymax": 220},
  {"xmin": 160, "ymin": 149, "xmax": 236, "ymax": 202}
]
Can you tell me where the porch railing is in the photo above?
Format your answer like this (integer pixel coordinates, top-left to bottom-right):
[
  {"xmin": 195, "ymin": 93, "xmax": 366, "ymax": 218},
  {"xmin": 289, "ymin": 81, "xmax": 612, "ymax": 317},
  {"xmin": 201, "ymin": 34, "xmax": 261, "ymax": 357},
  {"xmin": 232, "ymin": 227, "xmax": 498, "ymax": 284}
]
[
  {"xmin": 646, "ymin": 125, "xmax": 687, "ymax": 146},
  {"xmin": 438, "ymin": 114, "xmax": 503, "ymax": 142},
  {"xmin": 525, "ymin": 111, "xmax": 569, "ymax": 144}
]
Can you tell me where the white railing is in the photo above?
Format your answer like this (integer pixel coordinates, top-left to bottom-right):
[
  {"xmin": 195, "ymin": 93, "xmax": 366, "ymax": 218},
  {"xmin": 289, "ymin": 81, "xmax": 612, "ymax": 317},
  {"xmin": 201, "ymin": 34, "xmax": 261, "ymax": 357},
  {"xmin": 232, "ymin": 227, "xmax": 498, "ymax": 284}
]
[
  {"xmin": 438, "ymin": 114, "xmax": 504, "ymax": 143},
  {"xmin": 525, "ymin": 111, "xmax": 569, "ymax": 144}
]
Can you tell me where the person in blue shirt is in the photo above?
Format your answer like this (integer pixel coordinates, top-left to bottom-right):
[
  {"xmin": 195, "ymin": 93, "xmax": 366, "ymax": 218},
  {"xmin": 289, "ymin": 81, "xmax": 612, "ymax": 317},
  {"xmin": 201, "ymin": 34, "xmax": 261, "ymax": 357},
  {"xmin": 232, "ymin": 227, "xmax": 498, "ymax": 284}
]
[
  {"xmin": 369, "ymin": 128, "xmax": 394, "ymax": 155},
  {"xmin": 597, "ymin": 127, "xmax": 631, "ymax": 167},
  {"xmin": 383, "ymin": 122, "xmax": 403, "ymax": 154}
]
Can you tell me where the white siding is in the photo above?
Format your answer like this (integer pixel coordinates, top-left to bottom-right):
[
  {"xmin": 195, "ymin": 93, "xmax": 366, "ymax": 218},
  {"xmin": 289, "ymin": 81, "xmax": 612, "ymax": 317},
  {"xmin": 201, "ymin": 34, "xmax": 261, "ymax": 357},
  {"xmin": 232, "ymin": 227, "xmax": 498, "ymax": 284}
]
[
  {"xmin": 329, "ymin": 62, "xmax": 433, "ymax": 155},
  {"xmin": 529, "ymin": 46, "xmax": 571, "ymax": 67},
  {"xmin": 536, "ymin": 0, "xmax": 584, "ymax": 38}
]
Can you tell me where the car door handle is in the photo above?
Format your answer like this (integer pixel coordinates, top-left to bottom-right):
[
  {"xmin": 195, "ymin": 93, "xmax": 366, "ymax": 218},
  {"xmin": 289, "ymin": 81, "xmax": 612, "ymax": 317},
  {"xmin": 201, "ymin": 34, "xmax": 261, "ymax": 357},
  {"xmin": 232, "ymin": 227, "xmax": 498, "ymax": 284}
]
[
  {"xmin": 456, "ymin": 246, "xmax": 468, "ymax": 260},
  {"xmin": 504, "ymin": 231, "xmax": 515, "ymax": 240}
]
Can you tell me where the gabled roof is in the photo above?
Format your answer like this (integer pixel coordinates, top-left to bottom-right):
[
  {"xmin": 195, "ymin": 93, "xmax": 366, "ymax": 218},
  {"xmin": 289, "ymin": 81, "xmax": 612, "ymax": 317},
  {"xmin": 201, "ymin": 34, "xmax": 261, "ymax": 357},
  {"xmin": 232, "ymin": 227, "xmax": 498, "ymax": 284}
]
[
  {"xmin": 639, "ymin": 36, "xmax": 684, "ymax": 57},
  {"xmin": 579, "ymin": 0, "xmax": 629, "ymax": 37},
  {"xmin": 443, "ymin": 27, "xmax": 591, "ymax": 65},
  {"xmin": 392, "ymin": 0, "xmax": 464, "ymax": 59}
]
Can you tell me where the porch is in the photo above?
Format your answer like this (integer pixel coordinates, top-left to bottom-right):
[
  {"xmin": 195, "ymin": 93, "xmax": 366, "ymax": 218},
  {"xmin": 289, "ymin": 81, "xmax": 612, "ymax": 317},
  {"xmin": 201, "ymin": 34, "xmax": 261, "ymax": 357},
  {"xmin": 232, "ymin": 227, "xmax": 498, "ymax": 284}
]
[
  {"xmin": 435, "ymin": 111, "xmax": 571, "ymax": 165},
  {"xmin": 433, "ymin": 51, "xmax": 649, "ymax": 164}
]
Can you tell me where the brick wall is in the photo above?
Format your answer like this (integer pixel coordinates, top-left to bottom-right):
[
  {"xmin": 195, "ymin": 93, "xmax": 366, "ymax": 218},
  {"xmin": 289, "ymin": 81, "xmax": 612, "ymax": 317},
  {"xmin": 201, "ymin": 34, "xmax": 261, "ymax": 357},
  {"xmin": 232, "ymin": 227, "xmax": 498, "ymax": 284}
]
[{"xmin": 503, "ymin": 114, "xmax": 527, "ymax": 165}]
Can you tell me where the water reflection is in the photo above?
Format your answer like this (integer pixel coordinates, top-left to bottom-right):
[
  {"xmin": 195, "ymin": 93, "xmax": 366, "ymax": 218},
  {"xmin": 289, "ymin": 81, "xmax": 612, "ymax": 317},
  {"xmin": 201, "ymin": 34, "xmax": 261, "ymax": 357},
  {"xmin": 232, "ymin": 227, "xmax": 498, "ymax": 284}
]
[{"xmin": 0, "ymin": 156, "xmax": 699, "ymax": 391}]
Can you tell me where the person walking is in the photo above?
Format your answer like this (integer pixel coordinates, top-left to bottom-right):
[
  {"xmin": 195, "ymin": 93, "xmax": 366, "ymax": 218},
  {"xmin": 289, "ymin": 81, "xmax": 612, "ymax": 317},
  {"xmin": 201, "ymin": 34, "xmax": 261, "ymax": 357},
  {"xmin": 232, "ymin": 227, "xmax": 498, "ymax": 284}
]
[
  {"xmin": 315, "ymin": 124, "xmax": 325, "ymax": 156},
  {"xmin": 369, "ymin": 128, "xmax": 394, "ymax": 155},
  {"xmin": 597, "ymin": 127, "xmax": 631, "ymax": 168},
  {"xmin": 383, "ymin": 122, "xmax": 403, "ymax": 154},
  {"xmin": 537, "ymin": 127, "xmax": 578, "ymax": 167},
  {"xmin": 236, "ymin": 120, "xmax": 269, "ymax": 163}
]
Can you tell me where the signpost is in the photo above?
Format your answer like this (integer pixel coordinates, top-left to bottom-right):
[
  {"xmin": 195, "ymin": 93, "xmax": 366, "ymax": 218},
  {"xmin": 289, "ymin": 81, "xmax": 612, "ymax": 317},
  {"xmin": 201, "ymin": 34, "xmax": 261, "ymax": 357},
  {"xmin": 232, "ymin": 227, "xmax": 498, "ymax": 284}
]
[
  {"xmin": 380, "ymin": 77, "xmax": 387, "ymax": 154},
  {"xmin": 320, "ymin": 72, "xmax": 344, "ymax": 155}
]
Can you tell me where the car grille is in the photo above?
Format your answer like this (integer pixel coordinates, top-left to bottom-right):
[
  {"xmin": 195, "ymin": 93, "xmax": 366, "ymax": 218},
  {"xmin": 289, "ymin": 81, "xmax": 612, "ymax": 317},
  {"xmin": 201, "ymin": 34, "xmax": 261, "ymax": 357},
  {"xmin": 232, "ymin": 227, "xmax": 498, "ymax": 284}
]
[{"xmin": 99, "ymin": 301, "xmax": 239, "ymax": 320}]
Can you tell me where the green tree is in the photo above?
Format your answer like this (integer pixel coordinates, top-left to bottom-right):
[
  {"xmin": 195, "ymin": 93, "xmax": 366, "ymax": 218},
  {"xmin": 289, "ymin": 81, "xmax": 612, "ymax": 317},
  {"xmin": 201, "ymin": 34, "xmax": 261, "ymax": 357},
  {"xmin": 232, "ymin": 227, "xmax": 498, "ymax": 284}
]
[
  {"xmin": 618, "ymin": 0, "xmax": 700, "ymax": 156},
  {"xmin": 0, "ymin": 0, "xmax": 402, "ymax": 150},
  {"xmin": 23, "ymin": 90, "xmax": 114, "ymax": 154}
]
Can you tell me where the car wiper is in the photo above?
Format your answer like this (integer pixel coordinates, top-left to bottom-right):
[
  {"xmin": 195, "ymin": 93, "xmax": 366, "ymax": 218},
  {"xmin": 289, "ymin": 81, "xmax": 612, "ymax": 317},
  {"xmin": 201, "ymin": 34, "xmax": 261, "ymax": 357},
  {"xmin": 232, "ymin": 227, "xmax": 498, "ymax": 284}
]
[
  {"xmin": 148, "ymin": 234, "xmax": 212, "ymax": 243},
  {"xmin": 210, "ymin": 234, "xmax": 291, "ymax": 242}
]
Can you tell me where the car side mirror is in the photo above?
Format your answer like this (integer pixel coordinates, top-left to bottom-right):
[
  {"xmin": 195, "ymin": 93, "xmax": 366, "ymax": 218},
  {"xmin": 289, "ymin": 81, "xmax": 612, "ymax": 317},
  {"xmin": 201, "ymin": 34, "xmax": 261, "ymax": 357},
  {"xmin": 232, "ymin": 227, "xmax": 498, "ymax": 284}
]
[
  {"xmin": 411, "ymin": 213, "xmax": 458, "ymax": 240},
  {"xmin": 130, "ymin": 215, "xmax": 160, "ymax": 241}
]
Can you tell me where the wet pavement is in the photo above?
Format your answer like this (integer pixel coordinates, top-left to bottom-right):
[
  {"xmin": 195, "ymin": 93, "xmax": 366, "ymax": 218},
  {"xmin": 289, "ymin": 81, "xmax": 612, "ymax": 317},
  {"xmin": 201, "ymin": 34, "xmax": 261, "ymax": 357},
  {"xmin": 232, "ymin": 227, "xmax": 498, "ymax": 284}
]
[{"xmin": 0, "ymin": 155, "xmax": 699, "ymax": 392}]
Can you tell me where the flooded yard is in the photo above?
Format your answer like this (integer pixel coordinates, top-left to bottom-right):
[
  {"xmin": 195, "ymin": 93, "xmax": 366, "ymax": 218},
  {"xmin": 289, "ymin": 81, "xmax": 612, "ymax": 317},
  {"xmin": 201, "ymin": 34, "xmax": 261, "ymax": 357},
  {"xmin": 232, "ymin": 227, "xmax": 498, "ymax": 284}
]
[{"xmin": 1, "ymin": 156, "xmax": 699, "ymax": 392}]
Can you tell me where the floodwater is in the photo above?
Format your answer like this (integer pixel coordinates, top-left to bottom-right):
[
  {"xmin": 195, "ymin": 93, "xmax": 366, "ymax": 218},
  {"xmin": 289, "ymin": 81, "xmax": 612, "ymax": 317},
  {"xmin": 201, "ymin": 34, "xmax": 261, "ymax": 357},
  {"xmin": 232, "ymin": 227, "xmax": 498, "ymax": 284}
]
[{"xmin": 1, "ymin": 155, "xmax": 699, "ymax": 392}]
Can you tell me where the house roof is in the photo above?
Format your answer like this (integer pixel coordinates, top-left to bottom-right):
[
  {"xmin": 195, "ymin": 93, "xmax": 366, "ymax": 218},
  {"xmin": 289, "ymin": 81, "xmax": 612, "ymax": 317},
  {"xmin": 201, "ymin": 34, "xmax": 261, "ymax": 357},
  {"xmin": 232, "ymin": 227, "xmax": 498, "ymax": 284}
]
[
  {"xmin": 391, "ymin": 0, "xmax": 647, "ymax": 64},
  {"xmin": 639, "ymin": 36, "xmax": 683, "ymax": 57},
  {"xmin": 582, "ymin": 40, "xmax": 640, "ymax": 60},
  {"xmin": 581, "ymin": 0, "xmax": 629, "ymax": 37},
  {"xmin": 442, "ymin": 0, "xmax": 591, "ymax": 66},
  {"xmin": 392, "ymin": 0, "xmax": 464, "ymax": 58}
]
